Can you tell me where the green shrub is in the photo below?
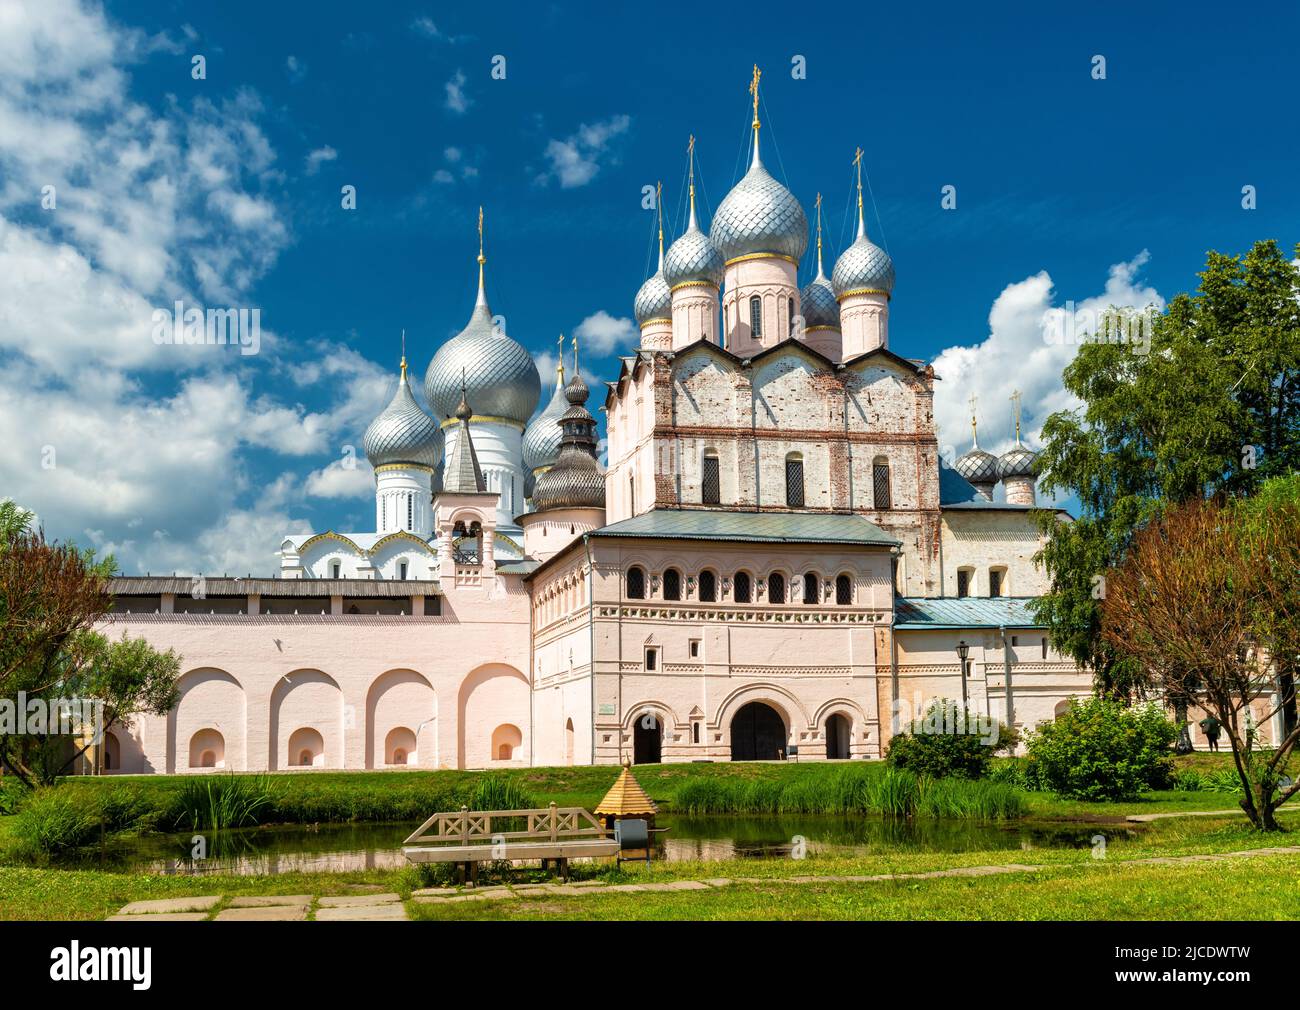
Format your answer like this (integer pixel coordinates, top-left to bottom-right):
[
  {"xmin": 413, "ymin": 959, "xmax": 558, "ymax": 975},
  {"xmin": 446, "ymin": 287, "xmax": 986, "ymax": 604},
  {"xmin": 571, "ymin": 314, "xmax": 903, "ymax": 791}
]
[
  {"xmin": 1025, "ymin": 698, "xmax": 1177, "ymax": 801},
  {"xmin": 0, "ymin": 778, "xmax": 32, "ymax": 816},
  {"xmin": 170, "ymin": 774, "xmax": 277, "ymax": 831},
  {"xmin": 886, "ymin": 700, "xmax": 1013, "ymax": 779},
  {"xmin": 12, "ymin": 789, "xmax": 100, "ymax": 856}
]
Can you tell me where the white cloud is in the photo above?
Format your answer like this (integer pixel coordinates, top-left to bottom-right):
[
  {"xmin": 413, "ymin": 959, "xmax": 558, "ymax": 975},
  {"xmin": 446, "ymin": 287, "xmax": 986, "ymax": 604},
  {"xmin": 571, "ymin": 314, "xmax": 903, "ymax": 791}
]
[
  {"xmin": 538, "ymin": 114, "xmax": 630, "ymax": 188},
  {"xmin": 443, "ymin": 146, "xmax": 461, "ymax": 162},
  {"xmin": 304, "ymin": 145, "xmax": 337, "ymax": 175},
  {"xmin": 573, "ymin": 310, "xmax": 636, "ymax": 356},
  {"xmin": 432, "ymin": 168, "xmax": 454, "ymax": 184},
  {"xmin": 444, "ymin": 70, "xmax": 470, "ymax": 114},
  {"xmin": 305, "ymin": 457, "xmax": 375, "ymax": 500},
  {"xmin": 285, "ymin": 54, "xmax": 307, "ymax": 83},
  {"xmin": 930, "ymin": 251, "xmax": 1165, "ymax": 467},
  {"xmin": 410, "ymin": 17, "xmax": 472, "ymax": 44}
]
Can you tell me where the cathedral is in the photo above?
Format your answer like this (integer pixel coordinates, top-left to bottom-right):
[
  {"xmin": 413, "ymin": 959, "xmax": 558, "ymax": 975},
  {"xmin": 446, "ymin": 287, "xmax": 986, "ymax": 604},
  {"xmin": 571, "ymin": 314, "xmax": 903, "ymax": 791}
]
[{"xmin": 96, "ymin": 72, "xmax": 1130, "ymax": 775}]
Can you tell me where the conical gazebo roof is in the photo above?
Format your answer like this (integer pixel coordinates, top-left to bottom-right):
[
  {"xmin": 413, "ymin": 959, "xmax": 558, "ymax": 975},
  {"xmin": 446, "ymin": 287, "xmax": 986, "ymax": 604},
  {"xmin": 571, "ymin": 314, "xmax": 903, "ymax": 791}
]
[{"xmin": 594, "ymin": 762, "xmax": 657, "ymax": 817}]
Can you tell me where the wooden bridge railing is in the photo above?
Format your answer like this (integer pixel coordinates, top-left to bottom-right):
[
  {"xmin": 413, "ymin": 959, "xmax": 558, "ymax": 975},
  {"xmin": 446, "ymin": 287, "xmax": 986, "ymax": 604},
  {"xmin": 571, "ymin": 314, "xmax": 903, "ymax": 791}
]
[{"xmin": 403, "ymin": 802, "xmax": 609, "ymax": 847}]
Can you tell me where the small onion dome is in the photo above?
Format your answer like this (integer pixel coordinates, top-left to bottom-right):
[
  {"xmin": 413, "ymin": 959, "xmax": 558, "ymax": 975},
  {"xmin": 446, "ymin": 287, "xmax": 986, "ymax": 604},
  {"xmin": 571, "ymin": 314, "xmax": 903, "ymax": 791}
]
[
  {"xmin": 424, "ymin": 252, "xmax": 540, "ymax": 425},
  {"xmin": 998, "ymin": 442, "xmax": 1038, "ymax": 480},
  {"xmin": 800, "ymin": 273, "xmax": 839, "ymax": 330},
  {"xmin": 522, "ymin": 359, "xmax": 568, "ymax": 472},
  {"xmin": 710, "ymin": 134, "xmax": 808, "ymax": 263},
  {"xmin": 362, "ymin": 362, "xmax": 442, "ymax": 469},
  {"xmin": 634, "ymin": 239, "xmax": 673, "ymax": 325},
  {"xmin": 530, "ymin": 368, "xmax": 605, "ymax": 511},
  {"xmin": 954, "ymin": 446, "xmax": 1000, "ymax": 486},
  {"xmin": 832, "ymin": 196, "xmax": 895, "ymax": 300},
  {"xmin": 663, "ymin": 193, "xmax": 723, "ymax": 291}
]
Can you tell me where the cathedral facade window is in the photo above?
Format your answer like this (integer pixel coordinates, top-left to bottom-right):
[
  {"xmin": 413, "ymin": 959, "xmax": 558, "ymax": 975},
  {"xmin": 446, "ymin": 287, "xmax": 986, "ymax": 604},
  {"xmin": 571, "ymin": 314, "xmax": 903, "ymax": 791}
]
[
  {"xmin": 733, "ymin": 570, "xmax": 752, "ymax": 603},
  {"xmin": 836, "ymin": 573, "xmax": 852, "ymax": 605},
  {"xmin": 626, "ymin": 566, "xmax": 646, "ymax": 600},
  {"xmin": 785, "ymin": 453, "xmax": 805, "ymax": 508},
  {"xmin": 699, "ymin": 569, "xmax": 717, "ymax": 602},
  {"xmin": 803, "ymin": 572, "xmax": 819, "ymax": 604},
  {"xmin": 663, "ymin": 567, "xmax": 682, "ymax": 601},
  {"xmin": 767, "ymin": 572, "xmax": 785, "ymax": 604},
  {"xmin": 957, "ymin": 567, "xmax": 973, "ymax": 598},
  {"xmin": 872, "ymin": 457, "xmax": 892, "ymax": 510},
  {"xmin": 701, "ymin": 449, "xmax": 720, "ymax": 505},
  {"xmin": 749, "ymin": 295, "xmax": 762, "ymax": 338}
]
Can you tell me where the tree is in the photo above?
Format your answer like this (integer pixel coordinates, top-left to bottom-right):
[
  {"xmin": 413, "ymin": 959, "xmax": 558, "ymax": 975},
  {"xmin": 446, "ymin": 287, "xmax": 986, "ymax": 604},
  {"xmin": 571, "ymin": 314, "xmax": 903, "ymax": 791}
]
[
  {"xmin": 1100, "ymin": 492, "xmax": 1300, "ymax": 830},
  {"xmin": 0, "ymin": 501, "xmax": 180, "ymax": 787},
  {"xmin": 1033, "ymin": 241, "xmax": 1300, "ymax": 699}
]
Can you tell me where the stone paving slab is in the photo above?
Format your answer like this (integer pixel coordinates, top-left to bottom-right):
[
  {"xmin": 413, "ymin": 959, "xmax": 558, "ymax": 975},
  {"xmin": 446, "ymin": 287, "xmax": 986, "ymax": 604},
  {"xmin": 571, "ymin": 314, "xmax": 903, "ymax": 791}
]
[
  {"xmin": 118, "ymin": 896, "xmax": 221, "ymax": 915},
  {"xmin": 315, "ymin": 904, "xmax": 409, "ymax": 921},
  {"xmin": 228, "ymin": 895, "xmax": 314, "ymax": 908},
  {"xmin": 215, "ymin": 905, "xmax": 309, "ymax": 921},
  {"xmin": 317, "ymin": 893, "xmax": 401, "ymax": 907},
  {"xmin": 107, "ymin": 912, "xmax": 210, "ymax": 921},
  {"xmin": 1126, "ymin": 810, "xmax": 1241, "ymax": 823},
  {"xmin": 411, "ymin": 887, "xmax": 460, "ymax": 897}
]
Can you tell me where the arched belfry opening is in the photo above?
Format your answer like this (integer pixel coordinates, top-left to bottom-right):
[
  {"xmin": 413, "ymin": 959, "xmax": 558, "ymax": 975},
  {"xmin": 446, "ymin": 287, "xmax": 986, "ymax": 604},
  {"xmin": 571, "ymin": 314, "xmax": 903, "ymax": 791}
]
[
  {"xmin": 633, "ymin": 713, "xmax": 662, "ymax": 764},
  {"xmin": 730, "ymin": 702, "xmax": 786, "ymax": 761},
  {"xmin": 451, "ymin": 519, "xmax": 482, "ymax": 564}
]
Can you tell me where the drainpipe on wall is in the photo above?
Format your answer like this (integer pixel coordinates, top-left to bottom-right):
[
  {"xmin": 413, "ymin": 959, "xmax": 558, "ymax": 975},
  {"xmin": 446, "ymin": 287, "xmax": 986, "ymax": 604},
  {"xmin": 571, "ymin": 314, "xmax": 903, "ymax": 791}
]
[{"xmin": 1001, "ymin": 624, "xmax": 1015, "ymax": 740}]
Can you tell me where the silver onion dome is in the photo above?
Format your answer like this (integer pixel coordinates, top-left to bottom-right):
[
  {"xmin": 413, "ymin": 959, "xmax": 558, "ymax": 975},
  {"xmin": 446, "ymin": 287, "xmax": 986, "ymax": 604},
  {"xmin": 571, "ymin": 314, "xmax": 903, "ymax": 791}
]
[
  {"xmin": 424, "ymin": 271, "xmax": 540, "ymax": 426},
  {"xmin": 634, "ymin": 268, "xmax": 672, "ymax": 325},
  {"xmin": 832, "ymin": 228, "xmax": 895, "ymax": 300},
  {"xmin": 710, "ymin": 146, "xmax": 808, "ymax": 263},
  {"xmin": 663, "ymin": 191, "xmax": 723, "ymax": 290},
  {"xmin": 998, "ymin": 443, "xmax": 1038, "ymax": 480},
  {"xmin": 954, "ymin": 446, "xmax": 1000, "ymax": 486},
  {"xmin": 362, "ymin": 364, "xmax": 442, "ymax": 469},
  {"xmin": 800, "ymin": 273, "xmax": 839, "ymax": 330},
  {"xmin": 522, "ymin": 361, "xmax": 568, "ymax": 472}
]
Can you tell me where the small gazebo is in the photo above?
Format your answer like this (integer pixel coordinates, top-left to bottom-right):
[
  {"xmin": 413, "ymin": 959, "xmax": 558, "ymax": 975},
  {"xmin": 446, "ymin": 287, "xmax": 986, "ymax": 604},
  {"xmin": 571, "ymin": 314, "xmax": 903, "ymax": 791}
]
[{"xmin": 594, "ymin": 758, "xmax": 658, "ymax": 831}]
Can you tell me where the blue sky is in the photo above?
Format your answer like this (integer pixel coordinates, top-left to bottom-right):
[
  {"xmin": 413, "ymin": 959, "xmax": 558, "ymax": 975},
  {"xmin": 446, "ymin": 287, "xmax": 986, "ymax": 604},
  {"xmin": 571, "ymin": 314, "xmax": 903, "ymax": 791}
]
[{"xmin": 1, "ymin": 0, "xmax": 1296, "ymax": 574}]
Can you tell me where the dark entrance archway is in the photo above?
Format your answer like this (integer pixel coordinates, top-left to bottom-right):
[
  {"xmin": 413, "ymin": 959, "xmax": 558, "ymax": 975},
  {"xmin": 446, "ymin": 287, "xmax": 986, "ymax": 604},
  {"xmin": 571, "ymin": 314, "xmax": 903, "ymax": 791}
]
[
  {"xmin": 730, "ymin": 702, "xmax": 786, "ymax": 761},
  {"xmin": 825, "ymin": 713, "xmax": 851, "ymax": 759},
  {"xmin": 633, "ymin": 714, "xmax": 662, "ymax": 764}
]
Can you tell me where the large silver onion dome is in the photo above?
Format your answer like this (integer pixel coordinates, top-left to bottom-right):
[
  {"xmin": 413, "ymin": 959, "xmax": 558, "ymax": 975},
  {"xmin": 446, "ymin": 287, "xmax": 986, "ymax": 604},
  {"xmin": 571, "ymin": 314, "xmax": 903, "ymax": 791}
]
[
  {"xmin": 634, "ymin": 267, "xmax": 672, "ymax": 325},
  {"xmin": 424, "ymin": 272, "xmax": 540, "ymax": 426},
  {"xmin": 998, "ymin": 443, "xmax": 1038, "ymax": 480},
  {"xmin": 710, "ymin": 144, "xmax": 808, "ymax": 263},
  {"xmin": 362, "ymin": 363, "xmax": 442, "ymax": 469},
  {"xmin": 663, "ymin": 192, "xmax": 723, "ymax": 290},
  {"xmin": 522, "ymin": 361, "xmax": 568, "ymax": 472},
  {"xmin": 954, "ymin": 446, "xmax": 1000, "ymax": 486},
  {"xmin": 800, "ymin": 273, "xmax": 839, "ymax": 330},
  {"xmin": 832, "ymin": 224, "xmax": 895, "ymax": 299}
]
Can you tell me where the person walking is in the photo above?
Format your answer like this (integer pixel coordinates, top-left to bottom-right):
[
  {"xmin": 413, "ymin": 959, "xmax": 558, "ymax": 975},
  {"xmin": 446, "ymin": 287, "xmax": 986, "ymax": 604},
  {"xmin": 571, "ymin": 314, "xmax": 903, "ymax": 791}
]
[{"xmin": 1198, "ymin": 715, "xmax": 1222, "ymax": 752}]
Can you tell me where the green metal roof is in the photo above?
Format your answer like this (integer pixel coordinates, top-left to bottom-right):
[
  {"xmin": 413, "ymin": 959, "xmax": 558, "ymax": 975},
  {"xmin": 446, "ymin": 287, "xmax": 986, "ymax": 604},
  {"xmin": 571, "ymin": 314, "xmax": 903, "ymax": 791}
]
[
  {"xmin": 589, "ymin": 509, "xmax": 900, "ymax": 547},
  {"xmin": 894, "ymin": 596, "xmax": 1044, "ymax": 629}
]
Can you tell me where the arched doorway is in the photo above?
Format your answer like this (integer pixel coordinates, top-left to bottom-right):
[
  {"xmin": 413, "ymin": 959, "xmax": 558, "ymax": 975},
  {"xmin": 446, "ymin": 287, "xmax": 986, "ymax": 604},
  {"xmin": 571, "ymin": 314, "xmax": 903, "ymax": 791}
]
[
  {"xmin": 730, "ymin": 702, "xmax": 786, "ymax": 761},
  {"xmin": 825, "ymin": 713, "xmax": 851, "ymax": 759},
  {"xmin": 633, "ymin": 713, "xmax": 662, "ymax": 764}
]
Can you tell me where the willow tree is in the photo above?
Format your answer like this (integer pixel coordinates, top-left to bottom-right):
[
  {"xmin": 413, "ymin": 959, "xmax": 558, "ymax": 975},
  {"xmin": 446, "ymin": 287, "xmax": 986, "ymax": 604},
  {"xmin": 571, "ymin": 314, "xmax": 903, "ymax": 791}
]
[{"xmin": 1100, "ymin": 490, "xmax": 1300, "ymax": 830}]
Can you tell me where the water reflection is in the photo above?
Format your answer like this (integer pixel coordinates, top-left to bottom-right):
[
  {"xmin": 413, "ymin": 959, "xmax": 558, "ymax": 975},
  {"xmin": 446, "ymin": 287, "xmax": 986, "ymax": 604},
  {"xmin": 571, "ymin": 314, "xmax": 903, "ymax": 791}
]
[{"xmin": 78, "ymin": 815, "xmax": 1133, "ymax": 877}]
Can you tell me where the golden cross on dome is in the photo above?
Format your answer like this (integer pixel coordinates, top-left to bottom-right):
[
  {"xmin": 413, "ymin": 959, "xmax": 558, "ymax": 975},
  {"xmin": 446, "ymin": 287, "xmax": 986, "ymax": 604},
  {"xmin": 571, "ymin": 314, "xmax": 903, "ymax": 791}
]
[
  {"xmin": 968, "ymin": 392, "xmax": 980, "ymax": 445},
  {"xmin": 476, "ymin": 205, "xmax": 485, "ymax": 264},
  {"xmin": 571, "ymin": 332, "xmax": 580, "ymax": 374},
  {"xmin": 749, "ymin": 64, "xmax": 762, "ymax": 130},
  {"xmin": 400, "ymin": 329, "xmax": 407, "ymax": 375},
  {"xmin": 686, "ymin": 135, "xmax": 696, "ymax": 214},
  {"xmin": 656, "ymin": 180, "xmax": 663, "ymax": 251},
  {"xmin": 1010, "ymin": 388, "xmax": 1023, "ymax": 442},
  {"xmin": 815, "ymin": 192, "xmax": 823, "ymax": 246},
  {"xmin": 556, "ymin": 333, "xmax": 566, "ymax": 378},
  {"xmin": 853, "ymin": 147, "xmax": 864, "ymax": 211}
]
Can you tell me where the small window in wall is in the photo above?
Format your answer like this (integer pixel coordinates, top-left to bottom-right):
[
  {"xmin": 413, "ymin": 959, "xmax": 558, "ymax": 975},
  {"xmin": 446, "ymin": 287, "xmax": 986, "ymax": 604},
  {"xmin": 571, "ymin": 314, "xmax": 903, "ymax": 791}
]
[
  {"xmin": 788, "ymin": 296, "xmax": 796, "ymax": 335},
  {"xmin": 699, "ymin": 570, "xmax": 716, "ymax": 602},
  {"xmin": 645, "ymin": 647, "xmax": 659, "ymax": 672},
  {"xmin": 734, "ymin": 571, "xmax": 752, "ymax": 603},
  {"xmin": 689, "ymin": 639, "xmax": 701, "ymax": 659},
  {"xmin": 1011, "ymin": 635, "xmax": 1019, "ymax": 647},
  {"xmin": 785, "ymin": 454, "xmax": 805, "ymax": 508},
  {"xmin": 701, "ymin": 451, "xmax": 720, "ymax": 505},
  {"xmin": 407, "ymin": 494, "xmax": 414, "ymax": 530},
  {"xmin": 663, "ymin": 568, "xmax": 681, "ymax": 601},
  {"xmin": 803, "ymin": 572, "xmax": 819, "ymax": 605},
  {"xmin": 873, "ymin": 459, "xmax": 892, "ymax": 510},
  {"xmin": 692, "ymin": 721, "xmax": 701, "ymax": 744},
  {"xmin": 749, "ymin": 295, "xmax": 763, "ymax": 338},
  {"xmin": 989, "ymin": 568, "xmax": 1004, "ymax": 597},
  {"xmin": 768, "ymin": 572, "xmax": 785, "ymax": 604},
  {"xmin": 399, "ymin": 560, "xmax": 409, "ymax": 580},
  {"xmin": 626, "ymin": 566, "xmax": 646, "ymax": 599},
  {"xmin": 836, "ymin": 573, "xmax": 852, "ymax": 605},
  {"xmin": 330, "ymin": 560, "xmax": 341, "ymax": 579},
  {"xmin": 957, "ymin": 568, "xmax": 972, "ymax": 598}
]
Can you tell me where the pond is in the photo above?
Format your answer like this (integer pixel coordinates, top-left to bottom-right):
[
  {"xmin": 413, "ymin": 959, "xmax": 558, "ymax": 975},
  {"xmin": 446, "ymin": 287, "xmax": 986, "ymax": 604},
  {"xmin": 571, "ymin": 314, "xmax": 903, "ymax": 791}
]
[{"xmin": 71, "ymin": 815, "xmax": 1137, "ymax": 876}]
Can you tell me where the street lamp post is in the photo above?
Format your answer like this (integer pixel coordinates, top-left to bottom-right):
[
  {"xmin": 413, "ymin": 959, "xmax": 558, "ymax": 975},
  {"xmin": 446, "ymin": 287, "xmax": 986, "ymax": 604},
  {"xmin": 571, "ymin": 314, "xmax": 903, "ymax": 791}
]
[{"xmin": 955, "ymin": 639, "xmax": 970, "ymax": 713}]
